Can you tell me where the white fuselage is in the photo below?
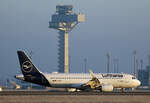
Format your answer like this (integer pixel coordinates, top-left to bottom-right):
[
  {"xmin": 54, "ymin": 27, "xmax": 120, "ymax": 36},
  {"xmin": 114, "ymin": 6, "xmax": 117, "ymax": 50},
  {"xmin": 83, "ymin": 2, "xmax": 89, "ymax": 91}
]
[{"xmin": 44, "ymin": 73, "xmax": 141, "ymax": 88}]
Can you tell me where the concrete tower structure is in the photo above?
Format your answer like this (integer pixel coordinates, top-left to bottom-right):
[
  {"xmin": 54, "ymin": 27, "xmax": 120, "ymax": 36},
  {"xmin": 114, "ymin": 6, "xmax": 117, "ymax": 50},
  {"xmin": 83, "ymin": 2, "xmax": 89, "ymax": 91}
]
[{"xmin": 49, "ymin": 5, "xmax": 84, "ymax": 73}]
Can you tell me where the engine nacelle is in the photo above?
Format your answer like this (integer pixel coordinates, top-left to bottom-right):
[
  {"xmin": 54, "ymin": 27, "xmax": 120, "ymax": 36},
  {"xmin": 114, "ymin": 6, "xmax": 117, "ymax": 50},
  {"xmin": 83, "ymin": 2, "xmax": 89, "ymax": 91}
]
[{"xmin": 101, "ymin": 84, "xmax": 113, "ymax": 92}]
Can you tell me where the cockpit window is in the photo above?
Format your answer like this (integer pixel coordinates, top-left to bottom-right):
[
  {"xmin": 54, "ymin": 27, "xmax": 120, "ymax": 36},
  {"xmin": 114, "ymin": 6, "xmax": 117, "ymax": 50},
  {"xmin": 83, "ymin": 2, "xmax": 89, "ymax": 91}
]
[{"xmin": 132, "ymin": 77, "xmax": 136, "ymax": 79}]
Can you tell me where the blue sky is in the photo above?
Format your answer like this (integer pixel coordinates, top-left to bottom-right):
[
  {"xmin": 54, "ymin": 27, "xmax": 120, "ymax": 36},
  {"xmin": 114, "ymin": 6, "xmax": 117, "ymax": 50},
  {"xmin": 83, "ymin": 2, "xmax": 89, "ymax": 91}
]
[{"xmin": 0, "ymin": 0, "xmax": 150, "ymax": 79}]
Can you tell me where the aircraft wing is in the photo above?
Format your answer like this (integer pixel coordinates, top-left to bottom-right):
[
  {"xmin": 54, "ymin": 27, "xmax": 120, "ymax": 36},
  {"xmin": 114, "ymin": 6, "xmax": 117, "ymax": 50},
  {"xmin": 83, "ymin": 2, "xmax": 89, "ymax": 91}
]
[
  {"xmin": 71, "ymin": 69, "xmax": 101, "ymax": 90},
  {"xmin": 83, "ymin": 69, "xmax": 101, "ymax": 89}
]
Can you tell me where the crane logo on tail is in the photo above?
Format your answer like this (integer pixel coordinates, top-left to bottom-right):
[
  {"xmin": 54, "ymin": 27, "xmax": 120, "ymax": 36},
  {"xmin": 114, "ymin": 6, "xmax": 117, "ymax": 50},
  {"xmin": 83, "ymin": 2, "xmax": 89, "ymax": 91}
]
[{"xmin": 22, "ymin": 61, "xmax": 33, "ymax": 73}]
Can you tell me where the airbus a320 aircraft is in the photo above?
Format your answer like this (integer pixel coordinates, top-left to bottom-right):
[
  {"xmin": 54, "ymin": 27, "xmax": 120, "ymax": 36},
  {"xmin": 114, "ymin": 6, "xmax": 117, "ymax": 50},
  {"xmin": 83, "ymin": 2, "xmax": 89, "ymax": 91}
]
[{"xmin": 15, "ymin": 51, "xmax": 141, "ymax": 92}]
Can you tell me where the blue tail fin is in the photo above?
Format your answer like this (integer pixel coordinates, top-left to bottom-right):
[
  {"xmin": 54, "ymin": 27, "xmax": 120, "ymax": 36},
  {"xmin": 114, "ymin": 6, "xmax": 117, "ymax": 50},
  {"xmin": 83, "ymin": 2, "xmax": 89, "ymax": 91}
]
[
  {"xmin": 17, "ymin": 51, "xmax": 50, "ymax": 86},
  {"xmin": 17, "ymin": 51, "xmax": 41, "ymax": 76}
]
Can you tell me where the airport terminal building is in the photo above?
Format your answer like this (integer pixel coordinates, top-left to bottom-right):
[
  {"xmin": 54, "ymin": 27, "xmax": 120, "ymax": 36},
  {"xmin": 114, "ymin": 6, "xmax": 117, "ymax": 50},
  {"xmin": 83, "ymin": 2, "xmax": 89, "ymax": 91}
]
[{"xmin": 137, "ymin": 66, "xmax": 150, "ymax": 86}]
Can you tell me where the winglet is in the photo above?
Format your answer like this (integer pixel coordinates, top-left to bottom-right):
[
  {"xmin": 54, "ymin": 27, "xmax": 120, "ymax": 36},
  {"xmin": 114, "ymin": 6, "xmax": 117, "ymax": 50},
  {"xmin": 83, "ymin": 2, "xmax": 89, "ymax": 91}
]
[{"xmin": 89, "ymin": 69, "xmax": 96, "ymax": 78}]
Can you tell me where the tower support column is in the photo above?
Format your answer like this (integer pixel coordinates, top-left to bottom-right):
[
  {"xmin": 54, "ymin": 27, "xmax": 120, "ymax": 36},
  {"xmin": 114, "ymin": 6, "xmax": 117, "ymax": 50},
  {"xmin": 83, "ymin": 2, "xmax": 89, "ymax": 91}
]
[
  {"xmin": 58, "ymin": 31, "xmax": 69, "ymax": 73},
  {"xmin": 58, "ymin": 31, "xmax": 65, "ymax": 72},
  {"xmin": 64, "ymin": 32, "xmax": 69, "ymax": 73}
]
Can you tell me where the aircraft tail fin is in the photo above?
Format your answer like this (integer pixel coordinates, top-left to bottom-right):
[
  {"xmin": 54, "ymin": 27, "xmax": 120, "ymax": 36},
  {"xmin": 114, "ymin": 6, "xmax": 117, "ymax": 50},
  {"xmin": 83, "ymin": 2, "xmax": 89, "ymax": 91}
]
[
  {"xmin": 17, "ymin": 51, "xmax": 41, "ymax": 76},
  {"xmin": 17, "ymin": 50, "xmax": 50, "ymax": 86}
]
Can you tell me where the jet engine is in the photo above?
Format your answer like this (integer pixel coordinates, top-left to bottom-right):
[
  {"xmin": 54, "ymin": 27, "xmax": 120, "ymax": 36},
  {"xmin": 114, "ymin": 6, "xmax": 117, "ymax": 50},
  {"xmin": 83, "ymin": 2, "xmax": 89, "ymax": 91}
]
[{"xmin": 101, "ymin": 84, "xmax": 113, "ymax": 92}]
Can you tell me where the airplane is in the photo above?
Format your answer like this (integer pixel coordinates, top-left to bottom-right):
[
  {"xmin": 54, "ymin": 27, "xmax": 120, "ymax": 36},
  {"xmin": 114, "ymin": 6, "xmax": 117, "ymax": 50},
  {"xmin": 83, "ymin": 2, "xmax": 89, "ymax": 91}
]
[{"xmin": 15, "ymin": 51, "xmax": 141, "ymax": 92}]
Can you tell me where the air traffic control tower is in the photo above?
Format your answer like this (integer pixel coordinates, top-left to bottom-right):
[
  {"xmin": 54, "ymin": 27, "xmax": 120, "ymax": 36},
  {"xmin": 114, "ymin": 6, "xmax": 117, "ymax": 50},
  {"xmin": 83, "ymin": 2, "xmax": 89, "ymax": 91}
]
[{"xmin": 49, "ymin": 5, "xmax": 84, "ymax": 73}]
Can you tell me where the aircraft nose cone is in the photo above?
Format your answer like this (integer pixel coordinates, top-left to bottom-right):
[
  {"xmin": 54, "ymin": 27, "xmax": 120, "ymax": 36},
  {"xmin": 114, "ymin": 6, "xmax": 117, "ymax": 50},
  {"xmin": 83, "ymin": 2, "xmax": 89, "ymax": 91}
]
[{"xmin": 137, "ymin": 80, "xmax": 141, "ymax": 86}]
